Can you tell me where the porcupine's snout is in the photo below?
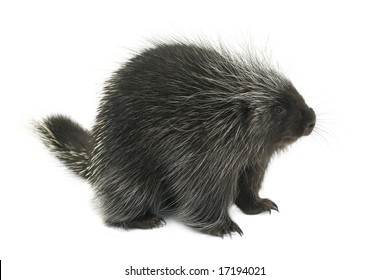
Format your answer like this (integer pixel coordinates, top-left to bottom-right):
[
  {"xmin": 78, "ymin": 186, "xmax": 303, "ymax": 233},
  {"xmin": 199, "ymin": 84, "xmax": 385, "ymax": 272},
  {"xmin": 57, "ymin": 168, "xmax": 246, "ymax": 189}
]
[{"xmin": 303, "ymin": 107, "xmax": 316, "ymax": 136}]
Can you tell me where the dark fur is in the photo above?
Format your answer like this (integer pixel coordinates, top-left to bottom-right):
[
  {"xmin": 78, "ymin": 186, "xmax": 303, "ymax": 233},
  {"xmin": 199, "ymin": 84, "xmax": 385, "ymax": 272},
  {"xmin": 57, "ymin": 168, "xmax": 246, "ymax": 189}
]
[{"xmin": 36, "ymin": 41, "xmax": 316, "ymax": 236}]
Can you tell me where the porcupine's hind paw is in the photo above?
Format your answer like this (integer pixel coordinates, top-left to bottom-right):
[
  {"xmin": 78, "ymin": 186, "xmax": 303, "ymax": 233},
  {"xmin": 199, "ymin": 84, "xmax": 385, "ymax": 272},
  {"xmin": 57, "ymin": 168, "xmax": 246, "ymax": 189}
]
[
  {"xmin": 106, "ymin": 213, "xmax": 166, "ymax": 230},
  {"xmin": 239, "ymin": 198, "xmax": 278, "ymax": 215},
  {"xmin": 202, "ymin": 220, "xmax": 243, "ymax": 238}
]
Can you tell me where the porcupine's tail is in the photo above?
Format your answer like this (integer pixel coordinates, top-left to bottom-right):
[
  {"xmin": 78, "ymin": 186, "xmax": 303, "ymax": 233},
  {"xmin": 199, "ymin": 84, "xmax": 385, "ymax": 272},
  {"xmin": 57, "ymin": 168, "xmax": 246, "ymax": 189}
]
[{"xmin": 35, "ymin": 115, "xmax": 91, "ymax": 179}]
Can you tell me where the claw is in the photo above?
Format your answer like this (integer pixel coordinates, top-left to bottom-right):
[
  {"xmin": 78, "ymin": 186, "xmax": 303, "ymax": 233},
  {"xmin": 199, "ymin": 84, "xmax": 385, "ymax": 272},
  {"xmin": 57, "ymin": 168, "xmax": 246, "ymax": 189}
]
[
  {"xmin": 204, "ymin": 221, "xmax": 243, "ymax": 237},
  {"xmin": 270, "ymin": 203, "xmax": 279, "ymax": 212}
]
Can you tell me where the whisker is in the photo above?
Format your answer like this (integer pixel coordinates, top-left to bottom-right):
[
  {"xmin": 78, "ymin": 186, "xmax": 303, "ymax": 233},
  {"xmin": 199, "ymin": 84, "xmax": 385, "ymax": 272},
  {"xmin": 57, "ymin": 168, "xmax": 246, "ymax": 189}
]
[{"xmin": 312, "ymin": 129, "xmax": 330, "ymax": 144}]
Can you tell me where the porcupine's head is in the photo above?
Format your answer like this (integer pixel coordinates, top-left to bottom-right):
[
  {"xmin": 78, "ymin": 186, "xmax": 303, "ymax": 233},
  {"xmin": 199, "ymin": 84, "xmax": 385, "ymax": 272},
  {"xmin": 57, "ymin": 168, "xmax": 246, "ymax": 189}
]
[
  {"xmin": 268, "ymin": 84, "xmax": 316, "ymax": 148},
  {"xmin": 238, "ymin": 64, "xmax": 316, "ymax": 149}
]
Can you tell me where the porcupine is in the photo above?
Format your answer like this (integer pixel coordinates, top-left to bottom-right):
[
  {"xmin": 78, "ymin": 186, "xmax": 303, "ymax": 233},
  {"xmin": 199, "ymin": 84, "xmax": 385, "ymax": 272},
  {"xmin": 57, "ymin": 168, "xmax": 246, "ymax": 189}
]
[{"xmin": 36, "ymin": 40, "xmax": 316, "ymax": 237}]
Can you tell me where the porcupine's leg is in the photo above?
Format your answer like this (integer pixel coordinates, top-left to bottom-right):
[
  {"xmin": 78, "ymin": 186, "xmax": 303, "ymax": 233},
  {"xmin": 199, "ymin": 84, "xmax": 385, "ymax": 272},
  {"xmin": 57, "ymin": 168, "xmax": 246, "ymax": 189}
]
[
  {"xmin": 235, "ymin": 159, "xmax": 278, "ymax": 214},
  {"xmin": 175, "ymin": 164, "xmax": 243, "ymax": 237},
  {"xmin": 194, "ymin": 184, "xmax": 243, "ymax": 238},
  {"xmin": 97, "ymin": 174, "xmax": 166, "ymax": 230}
]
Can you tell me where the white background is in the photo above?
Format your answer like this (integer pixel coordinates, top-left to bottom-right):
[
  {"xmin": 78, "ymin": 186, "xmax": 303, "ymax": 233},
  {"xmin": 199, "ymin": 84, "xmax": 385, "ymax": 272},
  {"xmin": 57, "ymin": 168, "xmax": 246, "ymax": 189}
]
[{"xmin": 1, "ymin": 0, "xmax": 389, "ymax": 279}]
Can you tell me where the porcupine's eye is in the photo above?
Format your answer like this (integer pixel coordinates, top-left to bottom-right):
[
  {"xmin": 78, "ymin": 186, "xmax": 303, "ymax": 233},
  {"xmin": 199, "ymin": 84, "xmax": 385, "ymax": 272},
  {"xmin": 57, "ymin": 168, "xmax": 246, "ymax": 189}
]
[{"xmin": 274, "ymin": 105, "xmax": 286, "ymax": 115}]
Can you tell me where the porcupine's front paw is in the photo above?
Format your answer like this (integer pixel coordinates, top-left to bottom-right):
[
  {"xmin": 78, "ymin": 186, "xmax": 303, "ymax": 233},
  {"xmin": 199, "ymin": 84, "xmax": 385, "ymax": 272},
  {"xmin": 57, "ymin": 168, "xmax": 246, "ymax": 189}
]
[
  {"xmin": 202, "ymin": 220, "xmax": 243, "ymax": 237},
  {"xmin": 238, "ymin": 198, "xmax": 278, "ymax": 215}
]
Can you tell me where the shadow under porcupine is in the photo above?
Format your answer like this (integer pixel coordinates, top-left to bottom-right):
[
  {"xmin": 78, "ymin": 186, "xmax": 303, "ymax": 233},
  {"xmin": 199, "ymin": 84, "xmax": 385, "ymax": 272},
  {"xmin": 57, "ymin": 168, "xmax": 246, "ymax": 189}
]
[{"xmin": 36, "ymin": 40, "xmax": 316, "ymax": 237}]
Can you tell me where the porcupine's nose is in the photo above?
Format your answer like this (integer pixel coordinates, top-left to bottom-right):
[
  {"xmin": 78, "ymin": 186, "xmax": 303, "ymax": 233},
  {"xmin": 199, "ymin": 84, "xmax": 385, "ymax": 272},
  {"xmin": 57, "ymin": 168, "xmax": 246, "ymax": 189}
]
[{"xmin": 303, "ymin": 108, "xmax": 316, "ymax": 136}]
